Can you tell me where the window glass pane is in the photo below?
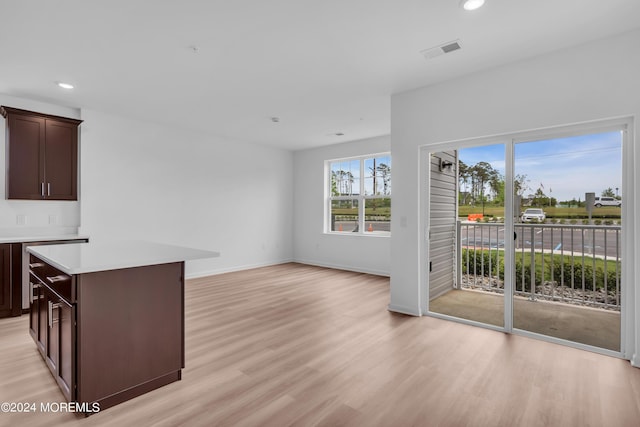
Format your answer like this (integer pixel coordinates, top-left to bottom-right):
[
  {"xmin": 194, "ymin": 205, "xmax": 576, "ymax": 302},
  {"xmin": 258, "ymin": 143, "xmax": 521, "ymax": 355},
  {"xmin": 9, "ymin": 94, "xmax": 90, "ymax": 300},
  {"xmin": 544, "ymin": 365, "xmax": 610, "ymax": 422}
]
[
  {"xmin": 349, "ymin": 159, "xmax": 360, "ymax": 195},
  {"xmin": 330, "ymin": 163, "xmax": 340, "ymax": 197},
  {"xmin": 364, "ymin": 198, "xmax": 391, "ymax": 233},
  {"xmin": 332, "ymin": 160, "xmax": 360, "ymax": 196},
  {"xmin": 330, "ymin": 199, "xmax": 359, "ymax": 232},
  {"xmin": 377, "ymin": 156, "xmax": 391, "ymax": 195},
  {"xmin": 364, "ymin": 157, "xmax": 391, "ymax": 195}
]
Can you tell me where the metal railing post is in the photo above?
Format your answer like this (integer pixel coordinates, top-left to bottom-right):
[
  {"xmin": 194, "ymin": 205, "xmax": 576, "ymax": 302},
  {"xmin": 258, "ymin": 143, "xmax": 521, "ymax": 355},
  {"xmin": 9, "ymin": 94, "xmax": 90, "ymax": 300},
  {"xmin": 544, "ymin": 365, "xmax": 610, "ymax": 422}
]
[
  {"xmin": 457, "ymin": 222, "xmax": 620, "ymax": 311},
  {"xmin": 530, "ymin": 226, "xmax": 536, "ymax": 300},
  {"xmin": 456, "ymin": 220, "xmax": 462, "ymax": 289}
]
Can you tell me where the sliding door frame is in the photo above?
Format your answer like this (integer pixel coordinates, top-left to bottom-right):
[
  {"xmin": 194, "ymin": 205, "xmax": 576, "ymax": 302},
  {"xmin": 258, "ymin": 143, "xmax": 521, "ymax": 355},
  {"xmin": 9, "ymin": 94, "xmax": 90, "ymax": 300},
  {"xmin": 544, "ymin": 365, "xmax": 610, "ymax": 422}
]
[{"xmin": 419, "ymin": 116, "xmax": 635, "ymax": 361}]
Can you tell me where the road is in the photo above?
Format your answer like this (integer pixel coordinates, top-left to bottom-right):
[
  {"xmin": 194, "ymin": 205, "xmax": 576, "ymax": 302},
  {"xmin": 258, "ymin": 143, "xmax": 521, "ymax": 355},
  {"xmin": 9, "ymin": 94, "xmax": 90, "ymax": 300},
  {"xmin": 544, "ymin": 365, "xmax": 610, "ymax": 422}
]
[
  {"xmin": 461, "ymin": 224, "xmax": 621, "ymax": 259},
  {"xmin": 333, "ymin": 220, "xmax": 390, "ymax": 232}
]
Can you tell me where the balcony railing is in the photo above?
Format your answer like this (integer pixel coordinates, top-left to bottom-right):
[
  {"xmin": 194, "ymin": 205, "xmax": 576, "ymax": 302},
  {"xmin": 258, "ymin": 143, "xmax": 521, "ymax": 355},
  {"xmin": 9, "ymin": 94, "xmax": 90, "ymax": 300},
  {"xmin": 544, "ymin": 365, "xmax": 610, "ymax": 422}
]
[{"xmin": 457, "ymin": 221, "xmax": 621, "ymax": 311}]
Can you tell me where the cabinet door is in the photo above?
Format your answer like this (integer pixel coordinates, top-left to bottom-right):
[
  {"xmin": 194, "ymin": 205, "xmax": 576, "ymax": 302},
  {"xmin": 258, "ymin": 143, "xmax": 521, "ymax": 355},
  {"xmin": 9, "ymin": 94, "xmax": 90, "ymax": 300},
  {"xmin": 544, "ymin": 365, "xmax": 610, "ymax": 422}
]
[
  {"xmin": 47, "ymin": 295, "xmax": 59, "ymax": 373},
  {"xmin": 28, "ymin": 276, "xmax": 41, "ymax": 340},
  {"xmin": 6, "ymin": 114, "xmax": 45, "ymax": 199},
  {"xmin": 44, "ymin": 291, "xmax": 74, "ymax": 401},
  {"xmin": 0, "ymin": 244, "xmax": 10, "ymax": 314},
  {"xmin": 37, "ymin": 285, "xmax": 48, "ymax": 353},
  {"xmin": 57, "ymin": 301, "xmax": 74, "ymax": 401},
  {"xmin": 44, "ymin": 119, "xmax": 77, "ymax": 200}
]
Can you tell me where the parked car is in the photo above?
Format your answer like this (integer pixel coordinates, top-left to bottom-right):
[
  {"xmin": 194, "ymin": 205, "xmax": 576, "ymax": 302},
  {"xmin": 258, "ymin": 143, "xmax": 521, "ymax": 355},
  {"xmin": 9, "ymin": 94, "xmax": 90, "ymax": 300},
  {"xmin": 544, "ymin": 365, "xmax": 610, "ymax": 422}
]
[
  {"xmin": 594, "ymin": 197, "xmax": 621, "ymax": 207},
  {"xmin": 521, "ymin": 208, "xmax": 546, "ymax": 223}
]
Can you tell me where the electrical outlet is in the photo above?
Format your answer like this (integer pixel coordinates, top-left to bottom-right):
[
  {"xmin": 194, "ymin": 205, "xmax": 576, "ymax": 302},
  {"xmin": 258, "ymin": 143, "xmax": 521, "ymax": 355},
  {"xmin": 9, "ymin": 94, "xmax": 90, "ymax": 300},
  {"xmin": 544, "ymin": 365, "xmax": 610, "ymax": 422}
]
[
  {"xmin": 49, "ymin": 214, "xmax": 58, "ymax": 225},
  {"xmin": 16, "ymin": 214, "xmax": 26, "ymax": 225}
]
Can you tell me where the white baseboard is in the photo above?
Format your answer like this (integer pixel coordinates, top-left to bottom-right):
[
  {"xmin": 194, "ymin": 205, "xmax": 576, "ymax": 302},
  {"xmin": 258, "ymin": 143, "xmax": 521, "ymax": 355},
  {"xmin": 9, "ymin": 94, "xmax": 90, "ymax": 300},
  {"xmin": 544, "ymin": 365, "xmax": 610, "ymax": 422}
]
[
  {"xmin": 387, "ymin": 303, "xmax": 421, "ymax": 316},
  {"xmin": 292, "ymin": 258, "xmax": 390, "ymax": 277},
  {"xmin": 185, "ymin": 258, "xmax": 294, "ymax": 279}
]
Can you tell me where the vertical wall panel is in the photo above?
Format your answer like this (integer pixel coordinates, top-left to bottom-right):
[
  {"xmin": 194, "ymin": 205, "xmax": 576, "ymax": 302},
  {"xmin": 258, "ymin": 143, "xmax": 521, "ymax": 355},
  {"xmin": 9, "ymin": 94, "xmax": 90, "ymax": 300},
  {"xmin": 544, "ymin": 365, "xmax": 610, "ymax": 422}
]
[{"xmin": 429, "ymin": 151, "xmax": 457, "ymax": 299}]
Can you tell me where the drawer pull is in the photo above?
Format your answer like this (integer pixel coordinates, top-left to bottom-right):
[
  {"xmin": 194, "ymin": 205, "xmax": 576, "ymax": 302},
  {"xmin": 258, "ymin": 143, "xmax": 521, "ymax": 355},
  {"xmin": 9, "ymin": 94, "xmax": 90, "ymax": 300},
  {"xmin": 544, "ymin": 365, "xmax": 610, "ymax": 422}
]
[
  {"xmin": 48, "ymin": 301, "xmax": 61, "ymax": 328},
  {"xmin": 47, "ymin": 275, "xmax": 69, "ymax": 284},
  {"xmin": 29, "ymin": 262, "xmax": 45, "ymax": 269},
  {"xmin": 29, "ymin": 282, "xmax": 40, "ymax": 304}
]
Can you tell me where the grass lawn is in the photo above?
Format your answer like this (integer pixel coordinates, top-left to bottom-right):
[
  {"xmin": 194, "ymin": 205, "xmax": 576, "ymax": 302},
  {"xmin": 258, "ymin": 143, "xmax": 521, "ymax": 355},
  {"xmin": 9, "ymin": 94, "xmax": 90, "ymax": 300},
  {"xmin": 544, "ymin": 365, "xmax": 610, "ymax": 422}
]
[{"xmin": 459, "ymin": 205, "xmax": 621, "ymax": 219}]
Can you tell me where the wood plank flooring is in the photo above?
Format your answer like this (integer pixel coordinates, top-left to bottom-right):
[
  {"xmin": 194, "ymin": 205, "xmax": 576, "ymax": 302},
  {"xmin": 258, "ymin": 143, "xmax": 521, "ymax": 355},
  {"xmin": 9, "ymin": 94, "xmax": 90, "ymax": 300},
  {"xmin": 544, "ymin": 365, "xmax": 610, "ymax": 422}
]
[{"xmin": 1, "ymin": 262, "xmax": 640, "ymax": 426}]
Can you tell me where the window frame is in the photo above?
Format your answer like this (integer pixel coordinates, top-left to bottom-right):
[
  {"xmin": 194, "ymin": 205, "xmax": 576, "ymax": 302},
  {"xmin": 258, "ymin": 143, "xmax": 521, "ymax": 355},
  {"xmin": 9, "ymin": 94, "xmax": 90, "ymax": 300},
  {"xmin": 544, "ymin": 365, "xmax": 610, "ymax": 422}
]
[{"xmin": 325, "ymin": 152, "xmax": 391, "ymax": 236}]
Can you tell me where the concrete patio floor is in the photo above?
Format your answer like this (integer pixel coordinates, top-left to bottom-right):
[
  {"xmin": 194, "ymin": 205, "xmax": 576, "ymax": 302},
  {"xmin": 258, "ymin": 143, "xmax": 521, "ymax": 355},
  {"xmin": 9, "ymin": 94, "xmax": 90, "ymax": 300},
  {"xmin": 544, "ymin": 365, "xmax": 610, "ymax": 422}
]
[{"xmin": 429, "ymin": 289, "xmax": 620, "ymax": 351}]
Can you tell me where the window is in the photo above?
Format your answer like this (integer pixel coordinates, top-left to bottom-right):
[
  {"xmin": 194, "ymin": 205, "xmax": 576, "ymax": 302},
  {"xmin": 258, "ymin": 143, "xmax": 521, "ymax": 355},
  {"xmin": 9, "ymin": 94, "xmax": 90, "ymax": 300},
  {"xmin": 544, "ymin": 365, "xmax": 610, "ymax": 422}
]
[{"xmin": 327, "ymin": 153, "xmax": 391, "ymax": 235}]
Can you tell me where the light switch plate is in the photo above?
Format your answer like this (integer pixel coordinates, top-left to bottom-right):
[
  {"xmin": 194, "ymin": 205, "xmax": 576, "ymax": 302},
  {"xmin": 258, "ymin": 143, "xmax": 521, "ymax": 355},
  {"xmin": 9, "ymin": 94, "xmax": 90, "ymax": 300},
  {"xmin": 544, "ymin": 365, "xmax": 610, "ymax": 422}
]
[{"xmin": 16, "ymin": 214, "xmax": 26, "ymax": 225}]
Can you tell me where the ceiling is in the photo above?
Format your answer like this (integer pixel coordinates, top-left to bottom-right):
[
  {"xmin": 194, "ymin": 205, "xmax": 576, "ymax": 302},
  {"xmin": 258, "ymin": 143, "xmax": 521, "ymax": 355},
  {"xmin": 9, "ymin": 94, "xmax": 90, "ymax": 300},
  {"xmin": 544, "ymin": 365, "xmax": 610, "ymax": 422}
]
[{"xmin": 1, "ymin": 0, "xmax": 639, "ymax": 151}]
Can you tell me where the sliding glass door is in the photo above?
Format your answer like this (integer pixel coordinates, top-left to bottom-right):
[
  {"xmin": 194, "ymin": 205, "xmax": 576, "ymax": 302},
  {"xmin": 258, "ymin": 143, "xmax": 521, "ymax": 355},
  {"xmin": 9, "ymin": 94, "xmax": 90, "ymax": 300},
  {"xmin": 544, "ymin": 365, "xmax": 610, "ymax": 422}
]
[
  {"xmin": 427, "ymin": 124, "xmax": 625, "ymax": 354},
  {"xmin": 429, "ymin": 144, "xmax": 506, "ymax": 328},
  {"xmin": 511, "ymin": 131, "xmax": 622, "ymax": 351}
]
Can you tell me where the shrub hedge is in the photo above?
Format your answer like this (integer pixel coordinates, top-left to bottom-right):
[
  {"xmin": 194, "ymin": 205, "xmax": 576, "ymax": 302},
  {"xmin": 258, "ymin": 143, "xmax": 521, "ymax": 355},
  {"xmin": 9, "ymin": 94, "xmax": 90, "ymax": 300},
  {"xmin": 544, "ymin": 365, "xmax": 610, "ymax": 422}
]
[{"xmin": 461, "ymin": 249, "xmax": 619, "ymax": 293}]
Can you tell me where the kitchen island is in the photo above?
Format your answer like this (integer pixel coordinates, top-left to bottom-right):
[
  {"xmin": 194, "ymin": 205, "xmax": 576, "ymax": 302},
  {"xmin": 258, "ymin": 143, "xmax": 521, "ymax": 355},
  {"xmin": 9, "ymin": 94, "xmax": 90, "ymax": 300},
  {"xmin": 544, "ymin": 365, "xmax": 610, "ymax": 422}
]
[{"xmin": 26, "ymin": 241, "xmax": 219, "ymax": 414}]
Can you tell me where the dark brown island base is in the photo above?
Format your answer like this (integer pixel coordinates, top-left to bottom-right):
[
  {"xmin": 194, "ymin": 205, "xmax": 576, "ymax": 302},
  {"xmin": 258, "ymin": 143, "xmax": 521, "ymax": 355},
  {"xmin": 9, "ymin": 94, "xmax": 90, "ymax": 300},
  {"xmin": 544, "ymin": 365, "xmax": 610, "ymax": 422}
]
[{"xmin": 26, "ymin": 241, "xmax": 219, "ymax": 415}]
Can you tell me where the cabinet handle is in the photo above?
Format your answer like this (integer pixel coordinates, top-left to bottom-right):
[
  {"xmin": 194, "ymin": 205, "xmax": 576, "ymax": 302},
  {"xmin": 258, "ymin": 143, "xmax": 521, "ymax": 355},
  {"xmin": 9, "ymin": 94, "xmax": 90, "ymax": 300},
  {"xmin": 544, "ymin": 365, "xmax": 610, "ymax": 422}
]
[
  {"xmin": 29, "ymin": 262, "xmax": 45, "ymax": 269},
  {"xmin": 48, "ymin": 301, "xmax": 61, "ymax": 328},
  {"xmin": 47, "ymin": 275, "xmax": 70, "ymax": 284},
  {"xmin": 47, "ymin": 183, "xmax": 51, "ymax": 196},
  {"xmin": 29, "ymin": 282, "xmax": 40, "ymax": 304},
  {"xmin": 41, "ymin": 183, "xmax": 45, "ymax": 197}
]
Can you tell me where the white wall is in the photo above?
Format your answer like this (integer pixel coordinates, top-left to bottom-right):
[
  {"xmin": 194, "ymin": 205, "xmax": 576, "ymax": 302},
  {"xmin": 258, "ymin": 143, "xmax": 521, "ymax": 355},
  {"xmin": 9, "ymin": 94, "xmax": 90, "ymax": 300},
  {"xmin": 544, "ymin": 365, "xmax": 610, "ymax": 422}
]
[
  {"xmin": 79, "ymin": 109, "xmax": 293, "ymax": 278},
  {"xmin": 0, "ymin": 93, "xmax": 81, "ymax": 236},
  {"xmin": 293, "ymin": 135, "xmax": 391, "ymax": 276},
  {"xmin": 390, "ymin": 28, "xmax": 640, "ymax": 342}
]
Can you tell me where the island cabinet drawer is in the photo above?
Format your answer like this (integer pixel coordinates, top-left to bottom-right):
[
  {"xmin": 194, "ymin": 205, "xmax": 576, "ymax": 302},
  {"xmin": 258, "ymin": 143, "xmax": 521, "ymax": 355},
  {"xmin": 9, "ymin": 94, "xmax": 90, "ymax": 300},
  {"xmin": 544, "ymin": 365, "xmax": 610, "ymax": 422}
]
[{"xmin": 29, "ymin": 254, "xmax": 74, "ymax": 303}]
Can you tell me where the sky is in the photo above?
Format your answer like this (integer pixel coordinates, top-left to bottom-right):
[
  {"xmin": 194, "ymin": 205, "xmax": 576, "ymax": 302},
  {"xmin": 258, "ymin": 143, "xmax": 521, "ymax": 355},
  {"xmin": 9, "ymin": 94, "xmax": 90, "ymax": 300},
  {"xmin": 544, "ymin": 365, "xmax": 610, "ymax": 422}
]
[{"xmin": 459, "ymin": 131, "xmax": 623, "ymax": 202}]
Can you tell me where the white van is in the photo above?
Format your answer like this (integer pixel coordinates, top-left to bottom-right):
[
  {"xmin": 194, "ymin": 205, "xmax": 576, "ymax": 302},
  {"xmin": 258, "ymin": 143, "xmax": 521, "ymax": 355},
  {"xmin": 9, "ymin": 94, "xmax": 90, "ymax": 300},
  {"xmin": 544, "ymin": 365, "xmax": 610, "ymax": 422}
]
[{"xmin": 594, "ymin": 197, "xmax": 621, "ymax": 207}]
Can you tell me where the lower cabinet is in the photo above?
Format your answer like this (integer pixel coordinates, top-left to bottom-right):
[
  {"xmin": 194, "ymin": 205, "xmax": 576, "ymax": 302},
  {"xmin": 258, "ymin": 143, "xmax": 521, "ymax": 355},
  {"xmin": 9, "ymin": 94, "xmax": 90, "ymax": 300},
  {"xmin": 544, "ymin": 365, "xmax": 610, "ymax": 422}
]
[
  {"xmin": 0, "ymin": 243, "xmax": 21, "ymax": 318},
  {"xmin": 0, "ymin": 244, "xmax": 11, "ymax": 315},
  {"xmin": 29, "ymin": 252, "xmax": 184, "ymax": 414},
  {"xmin": 29, "ymin": 270, "xmax": 75, "ymax": 402},
  {"xmin": 45, "ymin": 292, "xmax": 74, "ymax": 401},
  {"xmin": 28, "ymin": 275, "xmax": 46, "ymax": 352}
]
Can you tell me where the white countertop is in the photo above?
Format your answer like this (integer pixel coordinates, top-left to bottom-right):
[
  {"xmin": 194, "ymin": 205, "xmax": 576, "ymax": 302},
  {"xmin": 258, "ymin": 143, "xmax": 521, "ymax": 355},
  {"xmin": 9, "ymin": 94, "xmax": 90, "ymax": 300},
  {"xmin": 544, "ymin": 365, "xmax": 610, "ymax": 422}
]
[
  {"xmin": 0, "ymin": 234, "xmax": 88, "ymax": 244},
  {"xmin": 26, "ymin": 241, "xmax": 220, "ymax": 274}
]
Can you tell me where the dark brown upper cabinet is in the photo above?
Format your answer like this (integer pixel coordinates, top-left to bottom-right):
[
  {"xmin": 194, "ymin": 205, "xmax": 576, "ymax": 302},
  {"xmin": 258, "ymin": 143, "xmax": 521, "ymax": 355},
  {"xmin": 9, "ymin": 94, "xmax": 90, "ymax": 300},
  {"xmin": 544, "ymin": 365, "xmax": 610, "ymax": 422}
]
[{"xmin": 1, "ymin": 106, "xmax": 82, "ymax": 200}]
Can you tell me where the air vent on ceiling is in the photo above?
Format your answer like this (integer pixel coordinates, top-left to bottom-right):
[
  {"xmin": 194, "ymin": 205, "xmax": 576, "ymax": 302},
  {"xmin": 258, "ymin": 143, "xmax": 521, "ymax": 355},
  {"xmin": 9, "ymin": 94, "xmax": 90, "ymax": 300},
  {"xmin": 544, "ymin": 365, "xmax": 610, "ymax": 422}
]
[{"xmin": 420, "ymin": 39, "xmax": 462, "ymax": 60}]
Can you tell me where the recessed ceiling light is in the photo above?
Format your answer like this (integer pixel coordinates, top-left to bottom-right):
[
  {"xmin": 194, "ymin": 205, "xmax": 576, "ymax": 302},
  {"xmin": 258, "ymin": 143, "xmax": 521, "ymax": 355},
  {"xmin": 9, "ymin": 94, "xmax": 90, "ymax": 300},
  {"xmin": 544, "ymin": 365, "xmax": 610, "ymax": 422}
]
[
  {"xmin": 460, "ymin": 0, "xmax": 485, "ymax": 11},
  {"xmin": 57, "ymin": 82, "xmax": 74, "ymax": 89}
]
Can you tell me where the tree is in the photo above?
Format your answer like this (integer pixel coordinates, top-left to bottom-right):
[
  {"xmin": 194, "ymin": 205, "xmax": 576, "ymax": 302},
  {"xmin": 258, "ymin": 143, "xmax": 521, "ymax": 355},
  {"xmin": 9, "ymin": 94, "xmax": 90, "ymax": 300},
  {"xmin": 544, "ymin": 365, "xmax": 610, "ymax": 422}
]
[
  {"xmin": 532, "ymin": 187, "xmax": 556, "ymax": 207},
  {"xmin": 458, "ymin": 160, "xmax": 471, "ymax": 204},
  {"xmin": 330, "ymin": 171, "xmax": 339, "ymax": 196},
  {"xmin": 471, "ymin": 162, "xmax": 498, "ymax": 204},
  {"xmin": 377, "ymin": 163, "xmax": 391, "ymax": 195},
  {"xmin": 333, "ymin": 170, "xmax": 354, "ymax": 198},
  {"xmin": 602, "ymin": 187, "xmax": 615, "ymax": 198},
  {"xmin": 514, "ymin": 174, "xmax": 530, "ymax": 197}
]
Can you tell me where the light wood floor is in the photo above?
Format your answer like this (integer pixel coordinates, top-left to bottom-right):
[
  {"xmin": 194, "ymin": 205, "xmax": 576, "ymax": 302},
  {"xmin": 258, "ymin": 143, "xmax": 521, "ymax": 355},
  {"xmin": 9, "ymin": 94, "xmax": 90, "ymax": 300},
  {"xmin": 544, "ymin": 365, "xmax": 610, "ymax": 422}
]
[{"xmin": 1, "ymin": 263, "xmax": 640, "ymax": 426}]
